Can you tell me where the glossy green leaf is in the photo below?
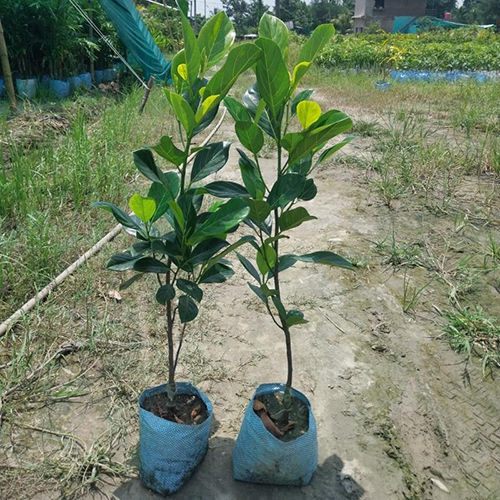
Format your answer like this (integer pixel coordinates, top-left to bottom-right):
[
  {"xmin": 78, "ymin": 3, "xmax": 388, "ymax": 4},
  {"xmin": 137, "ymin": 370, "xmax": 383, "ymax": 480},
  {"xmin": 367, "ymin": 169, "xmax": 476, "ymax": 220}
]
[
  {"xmin": 256, "ymin": 243, "xmax": 277, "ymax": 274},
  {"xmin": 298, "ymin": 24, "xmax": 335, "ymax": 64},
  {"xmin": 177, "ymin": 278, "xmax": 203, "ymax": 302},
  {"xmin": 316, "ymin": 136, "xmax": 355, "ymax": 165},
  {"xmin": 156, "ymin": 284, "xmax": 175, "ymax": 305},
  {"xmin": 235, "ymin": 121, "xmax": 264, "ymax": 154},
  {"xmin": 286, "ymin": 309, "xmax": 308, "ymax": 327},
  {"xmin": 242, "ymin": 84, "xmax": 276, "ymax": 138},
  {"xmin": 188, "ymin": 238, "xmax": 228, "ymax": 265},
  {"xmin": 238, "ymin": 149, "xmax": 266, "ymax": 199},
  {"xmin": 258, "ymin": 13, "xmax": 289, "ymax": 57},
  {"xmin": 202, "ymin": 181, "xmax": 250, "ymax": 198},
  {"xmin": 268, "ymin": 174, "xmax": 306, "ymax": 208},
  {"xmin": 297, "ymin": 100, "xmax": 321, "ymax": 129},
  {"xmin": 236, "ymin": 252, "xmax": 261, "ymax": 282},
  {"xmin": 133, "ymin": 257, "xmax": 170, "ymax": 273},
  {"xmin": 279, "ymin": 207, "xmax": 317, "ymax": 232},
  {"xmin": 197, "ymin": 11, "xmax": 235, "ymax": 69},
  {"xmin": 291, "ymin": 89, "xmax": 314, "ymax": 115},
  {"xmin": 177, "ymin": 1, "xmax": 200, "ymax": 86},
  {"xmin": 224, "ymin": 97, "xmax": 251, "ymax": 122},
  {"xmin": 199, "ymin": 261, "xmax": 234, "ymax": 283},
  {"xmin": 204, "ymin": 235, "xmax": 254, "ymax": 271},
  {"xmin": 190, "ymin": 198, "xmax": 250, "ymax": 241},
  {"xmin": 254, "ymin": 38, "xmax": 289, "ymax": 117},
  {"xmin": 148, "ymin": 173, "xmax": 180, "ymax": 222},
  {"xmin": 299, "ymin": 178, "xmax": 317, "ymax": 201},
  {"xmin": 178, "ymin": 295, "xmax": 199, "ymax": 323},
  {"xmin": 92, "ymin": 202, "xmax": 142, "ymax": 232},
  {"xmin": 245, "ymin": 199, "xmax": 271, "ymax": 222},
  {"xmin": 152, "ymin": 136, "xmax": 186, "ymax": 167},
  {"xmin": 107, "ymin": 251, "xmax": 143, "ymax": 271},
  {"xmin": 248, "ymin": 283, "xmax": 267, "ymax": 303},
  {"xmin": 129, "ymin": 194, "xmax": 156, "ymax": 223},
  {"xmin": 205, "ymin": 43, "xmax": 262, "ymax": 100},
  {"xmin": 289, "ymin": 61, "xmax": 311, "ymax": 94},
  {"xmin": 133, "ymin": 149, "xmax": 165, "ymax": 183},
  {"xmin": 164, "ymin": 89, "xmax": 196, "ymax": 134},
  {"xmin": 191, "ymin": 142, "xmax": 231, "ymax": 183},
  {"xmin": 195, "ymin": 94, "xmax": 220, "ymax": 123},
  {"xmin": 272, "ymin": 295, "xmax": 287, "ymax": 318}
]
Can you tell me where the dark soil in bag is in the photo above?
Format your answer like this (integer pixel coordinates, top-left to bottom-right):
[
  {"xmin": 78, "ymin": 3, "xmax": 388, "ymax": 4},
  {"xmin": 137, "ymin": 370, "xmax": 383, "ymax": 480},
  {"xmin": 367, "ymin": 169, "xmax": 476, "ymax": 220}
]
[
  {"xmin": 255, "ymin": 391, "xmax": 309, "ymax": 442},
  {"xmin": 141, "ymin": 392, "xmax": 209, "ymax": 425}
]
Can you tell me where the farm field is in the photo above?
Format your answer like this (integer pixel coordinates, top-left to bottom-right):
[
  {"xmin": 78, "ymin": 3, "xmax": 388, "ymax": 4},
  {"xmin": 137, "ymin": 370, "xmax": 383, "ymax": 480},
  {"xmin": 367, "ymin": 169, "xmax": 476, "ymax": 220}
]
[{"xmin": 0, "ymin": 65, "xmax": 499, "ymax": 500}]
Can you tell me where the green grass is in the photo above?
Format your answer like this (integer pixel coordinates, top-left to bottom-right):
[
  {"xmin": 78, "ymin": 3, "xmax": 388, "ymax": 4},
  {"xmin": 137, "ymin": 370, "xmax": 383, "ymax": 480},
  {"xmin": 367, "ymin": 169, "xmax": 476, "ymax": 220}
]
[
  {"xmin": 0, "ymin": 85, "xmax": 174, "ymax": 319},
  {"xmin": 444, "ymin": 307, "xmax": 500, "ymax": 375}
]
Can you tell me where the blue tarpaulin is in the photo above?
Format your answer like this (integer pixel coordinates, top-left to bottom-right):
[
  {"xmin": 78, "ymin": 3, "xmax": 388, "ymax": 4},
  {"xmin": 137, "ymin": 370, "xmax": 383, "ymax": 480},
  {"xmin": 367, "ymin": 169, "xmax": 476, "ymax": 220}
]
[{"xmin": 97, "ymin": 0, "xmax": 171, "ymax": 82}]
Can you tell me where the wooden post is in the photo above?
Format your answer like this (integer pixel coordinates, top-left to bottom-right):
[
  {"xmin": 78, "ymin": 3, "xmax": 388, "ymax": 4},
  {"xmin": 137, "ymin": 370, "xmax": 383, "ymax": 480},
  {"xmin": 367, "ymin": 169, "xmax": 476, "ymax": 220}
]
[
  {"xmin": 0, "ymin": 19, "xmax": 16, "ymax": 112},
  {"xmin": 88, "ymin": 0, "xmax": 95, "ymax": 82},
  {"xmin": 139, "ymin": 76, "xmax": 155, "ymax": 114}
]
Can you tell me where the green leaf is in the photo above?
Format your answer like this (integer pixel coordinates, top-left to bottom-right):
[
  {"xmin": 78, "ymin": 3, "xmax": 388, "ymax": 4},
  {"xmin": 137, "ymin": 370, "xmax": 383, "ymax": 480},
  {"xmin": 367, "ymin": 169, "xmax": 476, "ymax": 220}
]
[
  {"xmin": 288, "ymin": 251, "xmax": 354, "ymax": 270},
  {"xmin": 316, "ymin": 136, "xmax": 355, "ymax": 165},
  {"xmin": 195, "ymin": 94, "xmax": 220, "ymax": 123},
  {"xmin": 199, "ymin": 262, "xmax": 234, "ymax": 283},
  {"xmin": 92, "ymin": 202, "xmax": 142, "ymax": 232},
  {"xmin": 237, "ymin": 252, "xmax": 261, "ymax": 283},
  {"xmin": 190, "ymin": 198, "xmax": 250, "ymax": 241},
  {"xmin": 291, "ymin": 89, "xmax": 314, "ymax": 115},
  {"xmin": 156, "ymin": 284, "xmax": 175, "ymax": 305},
  {"xmin": 177, "ymin": 1, "xmax": 200, "ymax": 86},
  {"xmin": 268, "ymin": 174, "xmax": 306, "ymax": 209},
  {"xmin": 148, "ymin": 173, "xmax": 180, "ymax": 222},
  {"xmin": 248, "ymin": 283, "xmax": 267, "ymax": 303},
  {"xmin": 205, "ymin": 43, "xmax": 262, "ymax": 100},
  {"xmin": 258, "ymin": 13, "xmax": 289, "ymax": 57},
  {"xmin": 107, "ymin": 251, "xmax": 143, "ymax": 271},
  {"xmin": 272, "ymin": 295, "xmax": 287, "ymax": 318},
  {"xmin": 178, "ymin": 295, "xmax": 199, "ymax": 323},
  {"xmin": 286, "ymin": 309, "xmax": 308, "ymax": 327},
  {"xmin": 191, "ymin": 142, "xmax": 230, "ymax": 183},
  {"xmin": 202, "ymin": 181, "xmax": 250, "ymax": 198},
  {"xmin": 177, "ymin": 278, "xmax": 203, "ymax": 302},
  {"xmin": 133, "ymin": 149, "xmax": 165, "ymax": 183},
  {"xmin": 188, "ymin": 238, "xmax": 228, "ymax": 266},
  {"xmin": 245, "ymin": 199, "xmax": 271, "ymax": 223},
  {"xmin": 129, "ymin": 194, "xmax": 156, "ymax": 223},
  {"xmin": 133, "ymin": 257, "xmax": 170, "ymax": 273},
  {"xmin": 197, "ymin": 11, "xmax": 235, "ymax": 70},
  {"xmin": 257, "ymin": 243, "xmax": 277, "ymax": 274},
  {"xmin": 297, "ymin": 100, "xmax": 322, "ymax": 129},
  {"xmin": 164, "ymin": 89, "xmax": 196, "ymax": 134},
  {"xmin": 298, "ymin": 24, "xmax": 335, "ymax": 64},
  {"xmin": 242, "ymin": 84, "xmax": 276, "ymax": 138},
  {"xmin": 254, "ymin": 38, "xmax": 289, "ymax": 117},
  {"xmin": 299, "ymin": 178, "xmax": 317, "ymax": 201},
  {"xmin": 238, "ymin": 149, "xmax": 266, "ymax": 199},
  {"xmin": 289, "ymin": 61, "xmax": 311, "ymax": 95},
  {"xmin": 279, "ymin": 207, "xmax": 317, "ymax": 232},
  {"xmin": 224, "ymin": 97, "xmax": 251, "ymax": 122},
  {"xmin": 285, "ymin": 110, "xmax": 353, "ymax": 164},
  {"xmin": 235, "ymin": 121, "xmax": 264, "ymax": 154},
  {"xmin": 152, "ymin": 136, "xmax": 186, "ymax": 167}
]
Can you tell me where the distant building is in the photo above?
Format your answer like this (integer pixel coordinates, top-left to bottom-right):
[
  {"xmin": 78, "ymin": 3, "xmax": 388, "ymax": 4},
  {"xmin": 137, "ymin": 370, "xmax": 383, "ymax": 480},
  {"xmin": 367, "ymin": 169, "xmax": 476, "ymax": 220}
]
[{"xmin": 353, "ymin": 0, "xmax": 427, "ymax": 32}]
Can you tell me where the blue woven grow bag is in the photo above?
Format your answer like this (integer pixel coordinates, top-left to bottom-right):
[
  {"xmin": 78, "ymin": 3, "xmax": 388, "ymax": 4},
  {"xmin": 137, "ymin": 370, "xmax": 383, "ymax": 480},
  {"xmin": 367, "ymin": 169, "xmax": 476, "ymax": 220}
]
[
  {"xmin": 233, "ymin": 383, "xmax": 318, "ymax": 486},
  {"xmin": 79, "ymin": 72, "xmax": 92, "ymax": 89},
  {"xmin": 138, "ymin": 382, "xmax": 213, "ymax": 495},
  {"xmin": 49, "ymin": 79, "xmax": 70, "ymax": 99},
  {"xmin": 16, "ymin": 78, "xmax": 37, "ymax": 98}
]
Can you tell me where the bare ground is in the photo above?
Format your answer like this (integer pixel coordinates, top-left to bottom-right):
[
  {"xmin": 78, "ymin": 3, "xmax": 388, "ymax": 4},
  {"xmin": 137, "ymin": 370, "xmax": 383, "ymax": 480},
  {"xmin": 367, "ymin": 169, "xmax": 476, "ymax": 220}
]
[{"xmin": 1, "ymin": 90, "xmax": 499, "ymax": 500}]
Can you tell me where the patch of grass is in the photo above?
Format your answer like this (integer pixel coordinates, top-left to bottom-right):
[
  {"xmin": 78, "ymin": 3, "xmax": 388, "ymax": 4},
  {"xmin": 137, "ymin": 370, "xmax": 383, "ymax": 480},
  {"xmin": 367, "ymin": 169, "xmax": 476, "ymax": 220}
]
[
  {"xmin": 0, "ymin": 85, "xmax": 174, "ymax": 318},
  {"xmin": 373, "ymin": 233, "xmax": 424, "ymax": 268},
  {"xmin": 444, "ymin": 306, "xmax": 500, "ymax": 375},
  {"xmin": 352, "ymin": 119, "xmax": 382, "ymax": 137}
]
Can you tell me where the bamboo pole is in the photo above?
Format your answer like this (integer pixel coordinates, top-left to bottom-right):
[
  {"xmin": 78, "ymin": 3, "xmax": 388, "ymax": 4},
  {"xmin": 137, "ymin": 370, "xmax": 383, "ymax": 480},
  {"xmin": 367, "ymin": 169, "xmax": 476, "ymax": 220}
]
[{"xmin": 0, "ymin": 19, "xmax": 16, "ymax": 112}]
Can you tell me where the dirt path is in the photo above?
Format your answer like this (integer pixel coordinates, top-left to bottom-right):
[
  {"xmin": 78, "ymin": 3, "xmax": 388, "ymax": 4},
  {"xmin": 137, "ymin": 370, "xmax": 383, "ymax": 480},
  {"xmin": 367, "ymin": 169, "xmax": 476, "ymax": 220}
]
[{"xmin": 1, "ymin": 103, "xmax": 499, "ymax": 500}]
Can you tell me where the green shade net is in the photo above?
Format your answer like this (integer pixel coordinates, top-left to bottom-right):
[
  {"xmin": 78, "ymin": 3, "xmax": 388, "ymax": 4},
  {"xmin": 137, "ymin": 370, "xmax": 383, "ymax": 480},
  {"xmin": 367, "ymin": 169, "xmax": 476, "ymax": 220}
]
[
  {"xmin": 393, "ymin": 16, "xmax": 487, "ymax": 33},
  {"xmin": 98, "ymin": 0, "xmax": 171, "ymax": 81}
]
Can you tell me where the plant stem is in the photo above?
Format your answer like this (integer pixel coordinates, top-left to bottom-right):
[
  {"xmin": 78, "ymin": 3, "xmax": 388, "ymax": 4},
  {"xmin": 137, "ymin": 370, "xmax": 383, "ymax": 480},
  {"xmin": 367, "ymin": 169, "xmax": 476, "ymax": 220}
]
[
  {"xmin": 165, "ymin": 263, "xmax": 175, "ymax": 403},
  {"xmin": 274, "ymin": 141, "xmax": 293, "ymax": 392}
]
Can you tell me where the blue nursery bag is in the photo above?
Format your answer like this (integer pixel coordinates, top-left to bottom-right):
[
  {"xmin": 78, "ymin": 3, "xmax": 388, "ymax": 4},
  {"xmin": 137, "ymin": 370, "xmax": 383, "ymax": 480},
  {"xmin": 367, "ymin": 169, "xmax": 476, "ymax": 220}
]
[
  {"xmin": 138, "ymin": 382, "xmax": 213, "ymax": 495},
  {"xmin": 232, "ymin": 383, "xmax": 318, "ymax": 486}
]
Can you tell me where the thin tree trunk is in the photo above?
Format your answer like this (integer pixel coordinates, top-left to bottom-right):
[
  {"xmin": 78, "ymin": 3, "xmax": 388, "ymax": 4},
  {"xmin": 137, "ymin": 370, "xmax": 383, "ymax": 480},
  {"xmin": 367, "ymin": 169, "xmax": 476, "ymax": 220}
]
[{"xmin": 0, "ymin": 19, "xmax": 16, "ymax": 112}]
